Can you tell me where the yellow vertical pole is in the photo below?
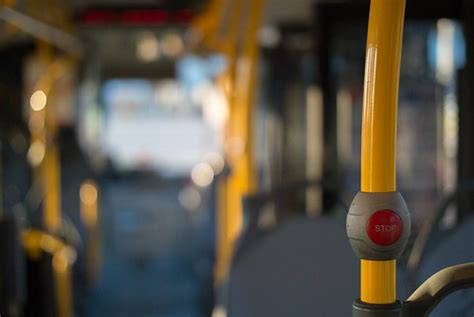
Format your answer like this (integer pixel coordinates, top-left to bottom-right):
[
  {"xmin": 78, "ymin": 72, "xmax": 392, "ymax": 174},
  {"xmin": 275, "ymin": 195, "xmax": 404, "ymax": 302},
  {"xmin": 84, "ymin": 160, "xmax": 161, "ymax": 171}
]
[
  {"xmin": 212, "ymin": 0, "xmax": 244, "ymax": 284},
  {"xmin": 32, "ymin": 51, "xmax": 73, "ymax": 235},
  {"xmin": 80, "ymin": 180, "xmax": 101, "ymax": 286},
  {"xmin": 43, "ymin": 136, "xmax": 61, "ymax": 232},
  {"xmin": 214, "ymin": 171, "xmax": 228, "ymax": 284},
  {"xmin": 360, "ymin": 0, "xmax": 406, "ymax": 304},
  {"xmin": 239, "ymin": 0, "xmax": 265, "ymax": 195},
  {"xmin": 40, "ymin": 45, "xmax": 62, "ymax": 234},
  {"xmin": 306, "ymin": 87, "xmax": 323, "ymax": 216},
  {"xmin": 53, "ymin": 249, "xmax": 73, "ymax": 317},
  {"xmin": 191, "ymin": 0, "xmax": 226, "ymax": 49},
  {"xmin": 29, "ymin": 41, "xmax": 62, "ymax": 233},
  {"xmin": 41, "ymin": 57, "xmax": 75, "ymax": 314},
  {"xmin": 28, "ymin": 43, "xmax": 49, "ymax": 198},
  {"xmin": 222, "ymin": 1, "xmax": 244, "ymax": 253},
  {"xmin": 194, "ymin": 0, "xmax": 265, "ymax": 284},
  {"xmin": 214, "ymin": 0, "xmax": 265, "ymax": 283},
  {"xmin": 28, "ymin": 101, "xmax": 46, "ymax": 184},
  {"xmin": 225, "ymin": 0, "xmax": 264, "ymax": 239},
  {"xmin": 225, "ymin": 0, "xmax": 253, "ymax": 246}
]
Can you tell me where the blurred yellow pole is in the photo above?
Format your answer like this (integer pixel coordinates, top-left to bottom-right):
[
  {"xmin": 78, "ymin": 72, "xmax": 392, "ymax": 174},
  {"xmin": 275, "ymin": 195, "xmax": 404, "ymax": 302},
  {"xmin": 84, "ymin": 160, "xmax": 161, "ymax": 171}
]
[
  {"xmin": 37, "ymin": 43, "xmax": 62, "ymax": 233},
  {"xmin": 360, "ymin": 0, "xmax": 406, "ymax": 304},
  {"xmin": 80, "ymin": 180, "xmax": 101, "ymax": 286},
  {"xmin": 306, "ymin": 87, "xmax": 323, "ymax": 216},
  {"xmin": 213, "ymin": 0, "xmax": 244, "ymax": 284},
  {"xmin": 53, "ymin": 249, "xmax": 74, "ymax": 317},
  {"xmin": 80, "ymin": 181, "xmax": 98, "ymax": 230},
  {"xmin": 215, "ymin": 171, "xmax": 228, "ymax": 284},
  {"xmin": 213, "ymin": 0, "xmax": 265, "ymax": 284},
  {"xmin": 28, "ymin": 43, "xmax": 48, "ymax": 180},
  {"xmin": 27, "ymin": 45, "xmax": 77, "ymax": 316},
  {"xmin": 30, "ymin": 44, "xmax": 74, "ymax": 233},
  {"xmin": 225, "ymin": 0, "xmax": 264, "ymax": 238},
  {"xmin": 237, "ymin": 0, "xmax": 265, "ymax": 195},
  {"xmin": 191, "ymin": 0, "xmax": 226, "ymax": 49},
  {"xmin": 43, "ymin": 139, "xmax": 61, "ymax": 232}
]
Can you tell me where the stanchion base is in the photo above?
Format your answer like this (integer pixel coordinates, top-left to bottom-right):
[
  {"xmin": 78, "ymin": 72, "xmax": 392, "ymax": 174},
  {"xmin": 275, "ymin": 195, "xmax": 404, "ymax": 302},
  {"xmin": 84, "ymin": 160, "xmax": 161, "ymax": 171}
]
[{"xmin": 353, "ymin": 299, "xmax": 402, "ymax": 317}]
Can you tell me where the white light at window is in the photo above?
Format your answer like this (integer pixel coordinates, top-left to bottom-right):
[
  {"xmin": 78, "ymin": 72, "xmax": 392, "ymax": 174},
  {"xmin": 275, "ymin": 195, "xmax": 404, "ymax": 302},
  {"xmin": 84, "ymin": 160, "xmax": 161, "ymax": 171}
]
[
  {"xmin": 204, "ymin": 152, "xmax": 225, "ymax": 175},
  {"xmin": 202, "ymin": 87, "xmax": 229, "ymax": 130},
  {"xmin": 30, "ymin": 90, "xmax": 47, "ymax": 111},
  {"xmin": 27, "ymin": 141, "xmax": 45, "ymax": 166},
  {"xmin": 161, "ymin": 32, "xmax": 183, "ymax": 58},
  {"xmin": 136, "ymin": 32, "xmax": 160, "ymax": 63},
  {"xmin": 191, "ymin": 163, "xmax": 214, "ymax": 187},
  {"xmin": 178, "ymin": 186, "xmax": 202, "ymax": 211}
]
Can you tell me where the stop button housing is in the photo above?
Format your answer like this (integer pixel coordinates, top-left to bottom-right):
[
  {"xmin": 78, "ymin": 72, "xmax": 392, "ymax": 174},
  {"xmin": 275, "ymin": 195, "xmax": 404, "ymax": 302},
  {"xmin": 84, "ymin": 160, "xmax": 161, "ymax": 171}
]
[{"xmin": 347, "ymin": 191, "xmax": 411, "ymax": 260}]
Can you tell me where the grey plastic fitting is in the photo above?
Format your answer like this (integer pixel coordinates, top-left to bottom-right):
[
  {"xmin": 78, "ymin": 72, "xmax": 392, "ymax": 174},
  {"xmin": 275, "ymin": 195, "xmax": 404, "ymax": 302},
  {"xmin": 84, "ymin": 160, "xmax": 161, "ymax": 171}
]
[
  {"xmin": 346, "ymin": 191, "xmax": 411, "ymax": 260},
  {"xmin": 353, "ymin": 299, "xmax": 402, "ymax": 317}
]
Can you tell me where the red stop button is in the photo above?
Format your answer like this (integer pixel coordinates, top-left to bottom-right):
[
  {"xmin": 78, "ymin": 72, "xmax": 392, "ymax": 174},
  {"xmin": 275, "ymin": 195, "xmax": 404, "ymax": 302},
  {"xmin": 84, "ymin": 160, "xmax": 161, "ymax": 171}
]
[{"xmin": 366, "ymin": 209, "xmax": 403, "ymax": 246}]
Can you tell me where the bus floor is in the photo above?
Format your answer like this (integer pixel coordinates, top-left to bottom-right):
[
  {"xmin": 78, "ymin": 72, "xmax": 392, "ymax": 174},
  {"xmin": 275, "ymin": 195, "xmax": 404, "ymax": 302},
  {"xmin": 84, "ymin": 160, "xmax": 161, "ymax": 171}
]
[{"xmin": 78, "ymin": 178, "xmax": 213, "ymax": 317}]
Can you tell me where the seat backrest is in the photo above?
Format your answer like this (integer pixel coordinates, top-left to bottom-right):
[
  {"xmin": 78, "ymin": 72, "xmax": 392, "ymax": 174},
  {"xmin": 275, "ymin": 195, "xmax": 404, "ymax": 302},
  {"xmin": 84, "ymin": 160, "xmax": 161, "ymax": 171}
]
[
  {"xmin": 25, "ymin": 253, "xmax": 57, "ymax": 317},
  {"xmin": 0, "ymin": 217, "xmax": 25, "ymax": 317},
  {"xmin": 227, "ymin": 216, "xmax": 358, "ymax": 317},
  {"xmin": 416, "ymin": 216, "xmax": 474, "ymax": 317}
]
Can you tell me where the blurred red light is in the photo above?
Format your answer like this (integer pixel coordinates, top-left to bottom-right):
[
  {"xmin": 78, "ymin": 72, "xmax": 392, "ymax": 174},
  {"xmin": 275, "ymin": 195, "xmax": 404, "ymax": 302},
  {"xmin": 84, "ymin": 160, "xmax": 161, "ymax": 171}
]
[{"xmin": 79, "ymin": 9, "xmax": 193, "ymax": 26}]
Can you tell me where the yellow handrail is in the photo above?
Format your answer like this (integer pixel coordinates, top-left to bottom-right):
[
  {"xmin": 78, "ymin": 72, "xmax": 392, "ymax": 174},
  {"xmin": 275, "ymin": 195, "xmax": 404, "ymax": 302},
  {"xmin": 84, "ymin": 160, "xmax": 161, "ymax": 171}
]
[{"xmin": 360, "ymin": 0, "xmax": 406, "ymax": 304}]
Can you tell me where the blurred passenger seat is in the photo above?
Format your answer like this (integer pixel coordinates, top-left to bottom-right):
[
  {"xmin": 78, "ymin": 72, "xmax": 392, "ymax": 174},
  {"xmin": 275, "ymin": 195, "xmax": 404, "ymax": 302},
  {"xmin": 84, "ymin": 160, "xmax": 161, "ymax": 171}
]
[
  {"xmin": 416, "ymin": 216, "xmax": 474, "ymax": 317},
  {"xmin": 227, "ymin": 216, "xmax": 358, "ymax": 317}
]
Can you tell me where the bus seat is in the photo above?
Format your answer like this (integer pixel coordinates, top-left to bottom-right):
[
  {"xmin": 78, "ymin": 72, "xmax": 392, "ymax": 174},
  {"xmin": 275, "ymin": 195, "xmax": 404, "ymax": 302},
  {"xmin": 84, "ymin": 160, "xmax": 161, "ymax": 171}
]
[
  {"xmin": 417, "ymin": 216, "xmax": 474, "ymax": 317},
  {"xmin": 227, "ymin": 216, "xmax": 358, "ymax": 317},
  {"xmin": 0, "ymin": 217, "xmax": 25, "ymax": 317}
]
